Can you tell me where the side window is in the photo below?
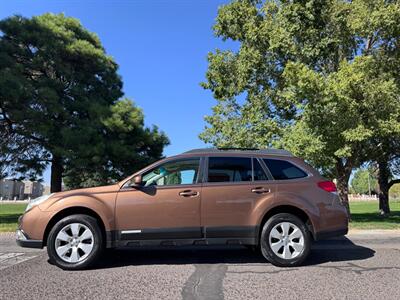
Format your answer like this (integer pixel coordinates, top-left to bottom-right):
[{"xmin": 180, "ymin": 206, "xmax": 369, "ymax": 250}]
[
  {"xmin": 142, "ymin": 158, "xmax": 200, "ymax": 186},
  {"xmin": 263, "ymin": 159, "xmax": 307, "ymax": 180},
  {"xmin": 208, "ymin": 157, "xmax": 252, "ymax": 182},
  {"xmin": 253, "ymin": 158, "xmax": 268, "ymax": 181}
]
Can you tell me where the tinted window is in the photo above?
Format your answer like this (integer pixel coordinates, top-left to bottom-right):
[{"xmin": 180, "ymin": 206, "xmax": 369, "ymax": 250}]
[
  {"xmin": 263, "ymin": 159, "xmax": 307, "ymax": 180},
  {"xmin": 142, "ymin": 158, "xmax": 200, "ymax": 186},
  {"xmin": 253, "ymin": 159, "xmax": 268, "ymax": 181},
  {"xmin": 208, "ymin": 157, "xmax": 252, "ymax": 182}
]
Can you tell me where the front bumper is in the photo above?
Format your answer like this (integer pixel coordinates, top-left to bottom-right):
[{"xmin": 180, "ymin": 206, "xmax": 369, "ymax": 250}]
[{"xmin": 16, "ymin": 229, "xmax": 43, "ymax": 249}]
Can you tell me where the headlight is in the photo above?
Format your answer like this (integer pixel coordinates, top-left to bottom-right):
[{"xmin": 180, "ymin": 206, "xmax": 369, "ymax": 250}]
[{"xmin": 25, "ymin": 194, "xmax": 54, "ymax": 212}]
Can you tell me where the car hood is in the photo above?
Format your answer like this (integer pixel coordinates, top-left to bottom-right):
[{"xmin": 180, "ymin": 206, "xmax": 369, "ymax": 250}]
[{"xmin": 38, "ymin": 184, "xmax": 120, "ymax": 211}]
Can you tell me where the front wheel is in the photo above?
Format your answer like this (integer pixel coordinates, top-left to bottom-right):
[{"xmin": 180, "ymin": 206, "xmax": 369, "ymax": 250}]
[
  {"xmin": 47, "ymin": 214, "xmax": 103, "ymax": 270},
  {"xmin": 260, "ymin": 213, "xmax": 311, "ymax": 267}
]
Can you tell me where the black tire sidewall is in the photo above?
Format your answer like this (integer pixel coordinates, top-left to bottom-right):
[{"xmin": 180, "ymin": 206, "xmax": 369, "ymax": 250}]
[
  {"xmin": 260, "ymin": 213, "xmax": 311, "ymax": 267},
  {"xmin": 47, "ymin": 214, "xmax": 103, "ymax": 270}
]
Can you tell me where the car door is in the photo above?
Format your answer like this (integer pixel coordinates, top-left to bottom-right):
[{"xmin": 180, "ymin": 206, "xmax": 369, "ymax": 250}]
[
  {"xmin": 201, "ymin": 156, "xmax": 275, "ymax": 239},
  {"xmin": 115, "ymin": 157, "xmax": 203, "ymax": 241}
]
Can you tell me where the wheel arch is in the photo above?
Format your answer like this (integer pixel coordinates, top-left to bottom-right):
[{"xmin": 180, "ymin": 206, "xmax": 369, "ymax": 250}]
[
  {"xmin": 42, "ymin": 206, "xmax": 107, "ymax": 247},
  {"xmin": 257, "ymin": 205, "xmax": 316, "ymax": 243}
]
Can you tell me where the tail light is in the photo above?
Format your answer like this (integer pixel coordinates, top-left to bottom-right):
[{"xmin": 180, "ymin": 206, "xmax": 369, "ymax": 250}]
[{"xmin": 317, "ymin": 181, "xmax": 337, "ymax": 193}]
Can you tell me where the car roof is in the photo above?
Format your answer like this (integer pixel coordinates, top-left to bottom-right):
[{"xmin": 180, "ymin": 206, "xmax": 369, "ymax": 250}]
[{"xmin": 181, "ymin": 148, "xmax": 293, "ymax": 157}]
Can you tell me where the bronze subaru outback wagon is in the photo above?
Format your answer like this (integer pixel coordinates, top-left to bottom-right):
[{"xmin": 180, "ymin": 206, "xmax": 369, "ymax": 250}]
[{"xmin": 16, "ymin": 148, "xmax": 348, "ymax": 269}]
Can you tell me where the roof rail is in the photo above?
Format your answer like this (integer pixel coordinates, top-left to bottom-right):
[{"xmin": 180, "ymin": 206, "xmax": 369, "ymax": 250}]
[
  {"xmin": 183, "ymin": 147, "xmax": 293, "ymax": 156},
  {"xmin": 217, "ymin": 147, "xmax": 259, "ymax": 151}
]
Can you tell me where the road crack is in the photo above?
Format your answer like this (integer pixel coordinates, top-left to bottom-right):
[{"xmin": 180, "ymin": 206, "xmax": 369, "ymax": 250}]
[
  {"xmin": 227, "ymin": 268, "xmax": 298, "ymax": 275},
  {"xmin": 318, "ymin": 262, "xmax": 400, "ymax": 274}
]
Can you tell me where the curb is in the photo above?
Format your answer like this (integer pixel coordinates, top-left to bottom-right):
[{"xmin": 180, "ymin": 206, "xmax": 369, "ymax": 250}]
[
  {"xmin": 349, "ymin": 229, "xmax": 400, "ymax": 234},
  {"xmin": 346, "ymin": 229, "xmax": 400, "ymax": 239}
]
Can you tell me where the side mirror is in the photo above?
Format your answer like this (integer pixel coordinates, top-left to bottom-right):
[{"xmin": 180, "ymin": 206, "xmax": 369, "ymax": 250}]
[{"xmin": 131, "ymin": 175, "xmax": 142, "ymax": 187}]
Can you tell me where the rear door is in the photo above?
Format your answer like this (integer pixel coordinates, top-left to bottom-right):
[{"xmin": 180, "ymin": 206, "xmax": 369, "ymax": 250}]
[{"xmin": 200, "ymin": 156, "xmax": 275, "ymax": 239}]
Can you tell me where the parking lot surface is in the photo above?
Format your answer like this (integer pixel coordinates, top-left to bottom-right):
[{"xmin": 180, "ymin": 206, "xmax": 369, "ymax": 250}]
[{"xmin": 1, "ymin": 231, "xmax": 399, "ymax": 300}]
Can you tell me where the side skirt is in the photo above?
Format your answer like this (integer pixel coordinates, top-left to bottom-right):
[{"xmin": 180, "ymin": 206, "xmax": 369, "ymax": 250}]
[
  {"xmin": 106, "ymin": 226, "xmax": 258, "ymax": 248},
  {"xmin": 116, "ymin": 237, "xmax": 257, "ymax": 247}
]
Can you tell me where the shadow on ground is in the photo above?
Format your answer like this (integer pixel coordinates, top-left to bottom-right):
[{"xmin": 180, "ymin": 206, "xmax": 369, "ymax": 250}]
[
  {"xmin": 86, "ymin": 237, "xmax": 375, "ymax": 270},
  {"xmin": 0, "ymin": 214, "xmax": 21, "ymax": 224},
  {"xmin": 305, "ymin": 237, "xmax": 375, "ymax": 266}
]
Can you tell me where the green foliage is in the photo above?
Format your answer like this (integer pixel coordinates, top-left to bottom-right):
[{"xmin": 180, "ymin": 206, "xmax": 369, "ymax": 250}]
[
  {"xmin": 350, "ymin": 168, "xmax": 378, "ymax": 195},
  {"xmin": 64, "ymin": 98, "xmax": 169, "ymax": 188},
  {"xmin": 201, "ymin": 0, "xmax": 400, "ymax": 189},
  {"xmin": 390, "ymin": 184, "xmax": 400, "ymax": 199},
  {"xmin": 0, "ymin": 14, "xmax": 169, "ymax": 190},
  {"xmin": 280, "ymin": 56, "xmax": 400, "ymax": 171}
]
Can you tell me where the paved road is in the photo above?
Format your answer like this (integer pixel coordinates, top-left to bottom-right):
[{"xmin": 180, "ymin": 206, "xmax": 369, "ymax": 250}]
[{"xmin": 1, "ymin": 231, "xmax": 400, "ymax": 300}]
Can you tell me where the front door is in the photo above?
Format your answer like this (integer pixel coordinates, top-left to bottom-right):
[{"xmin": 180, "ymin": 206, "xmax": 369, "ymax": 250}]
[{"xmin": 116, "ymin": 157, "xmax": 202, "ymax": 240}]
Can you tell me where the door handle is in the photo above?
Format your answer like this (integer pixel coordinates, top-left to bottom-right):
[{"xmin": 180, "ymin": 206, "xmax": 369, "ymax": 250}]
[
  {"xmin": 179, "ymin": 190, "xmax": 199, "ymax": 197},
  {"xmin": 251, "ymin": 187, "xmax": 270, "ymax": 194}
]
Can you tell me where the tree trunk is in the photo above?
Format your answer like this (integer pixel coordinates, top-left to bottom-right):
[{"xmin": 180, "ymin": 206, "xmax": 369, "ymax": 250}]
[
  {"xmin": 377, "ymin": 160, "xmax": 390, "ymax": 216},
  {"xmin": 50, "ymin": 155, "xmax": 63, "ymax": 193},
  {"xmin": 335, "ymin": 159, "xmax": 352, "ymax": 219},
  {"xmin": 336, "ymin": 173, "xmax": 351, "ymax": 219}
]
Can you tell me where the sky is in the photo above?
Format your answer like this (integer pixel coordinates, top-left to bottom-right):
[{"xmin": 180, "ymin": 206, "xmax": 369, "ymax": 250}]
[{"xmin": 1, "ymin": 0, "xmax": 236, "ymax": 185}]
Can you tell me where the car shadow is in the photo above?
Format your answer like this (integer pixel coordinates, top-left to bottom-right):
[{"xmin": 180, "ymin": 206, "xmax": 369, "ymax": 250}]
[
  {"xmin": 89, "ymin": 236, "xmax": 375, "ymax": 270},
  {"xmin": 305, "ymin": 236, "xmax": 375, "ymax": 266}
]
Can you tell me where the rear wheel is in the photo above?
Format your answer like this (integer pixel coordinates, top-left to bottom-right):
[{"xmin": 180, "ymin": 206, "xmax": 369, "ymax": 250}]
[
  {"xmin": 260, "ymin": 213, "xmax": 311, "ymax": 267},
  {"xmin": 47, "ymin": 214, "xmax": 103, "ymax": 270}
]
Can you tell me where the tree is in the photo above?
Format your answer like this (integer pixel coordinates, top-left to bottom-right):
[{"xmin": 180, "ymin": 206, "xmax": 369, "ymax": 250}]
[
  {"xmin": 200, "ymin": 0, "xmax": 400, "ymax": 215},
  {"xmin": 350, "ymin": 168, "xmax": 378, "ymax": 195},
  {"xmin": 63, "ymin": 98, "xmax": 169, "ymax": 188},
  {"xmin": 279, "ymin": 55, "xmax": 400, "ymax": 215},
  {"xmin": 0, "ymin": 14, "xmax": 169, "ymax": 192},
  {"xmin": 371, "ymin": 141, "xmax": 400, "ymax": 215},
  {"xmin": 0, "ymin": 135, "xmax": 47, "ymax": 180}
]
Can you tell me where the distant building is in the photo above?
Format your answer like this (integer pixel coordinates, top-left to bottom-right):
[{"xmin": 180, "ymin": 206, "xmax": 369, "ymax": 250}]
[
  {"xmin": 0, "ymin": 179, "xmax": 44, "ymax": 200},
  {"xmin": 0, "ymin": 179, "xmax": 25, "ymax": 200},
  {"xmin": 23, "ymin": 181, "xmax": 44, "ymax": 199}
]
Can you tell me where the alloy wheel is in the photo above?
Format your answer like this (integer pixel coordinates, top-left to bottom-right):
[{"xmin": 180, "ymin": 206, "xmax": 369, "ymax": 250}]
[
  {"xmin": 55, "ymin": 223, "xmax": 94, "ymax": 263},
  {"xmin": 268, "ymin": 222, "xmax": 305, "ymax": 260}
]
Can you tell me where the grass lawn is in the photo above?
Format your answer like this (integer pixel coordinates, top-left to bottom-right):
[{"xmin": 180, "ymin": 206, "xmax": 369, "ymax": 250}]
[
  {"xmin": 349, "ymin": 200, "xmax": 400, "ymax": 229},
  {"xmin": 0, "ymin": 203, "xmax": 27, "ymax": 232},
  {"xmin": 0, "ymin": 200, "xmax": 399, "ymax": 233}
]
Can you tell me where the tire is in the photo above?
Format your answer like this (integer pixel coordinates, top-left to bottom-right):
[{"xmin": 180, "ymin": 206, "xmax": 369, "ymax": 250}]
[
  {"xmin": 260, "ymin": 213, "xmax": 311, "ymax": 267},
  {"xmin": 47, "ymin": 214, "xmax": 103, "ymax": 270}
]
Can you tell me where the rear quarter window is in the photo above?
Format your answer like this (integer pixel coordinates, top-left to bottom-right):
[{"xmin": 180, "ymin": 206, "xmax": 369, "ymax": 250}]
[{"xmin": 263, "ymin": 159, "xmax": 308, "ymax": 180}]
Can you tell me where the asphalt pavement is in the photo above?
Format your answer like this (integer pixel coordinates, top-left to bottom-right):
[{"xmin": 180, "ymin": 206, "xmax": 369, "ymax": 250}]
[{"xmin": 0, "ymin": 231, "xmax": 399, "ymax": 300}]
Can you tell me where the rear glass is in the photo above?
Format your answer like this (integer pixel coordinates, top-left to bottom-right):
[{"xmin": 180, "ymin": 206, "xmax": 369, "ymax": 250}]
[{"xmin": 263, "ymin": 159, "xmax": 307, "ymax": 180}]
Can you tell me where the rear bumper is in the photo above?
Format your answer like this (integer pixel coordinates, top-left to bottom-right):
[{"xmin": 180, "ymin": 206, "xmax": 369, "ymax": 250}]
[
  {"xmin": 314, "ymin": 227, "xmax": 348, "ymax": 241},
  {"xmin": 16, "ymin": 229, "xmax": 43, "ymax": 249}
]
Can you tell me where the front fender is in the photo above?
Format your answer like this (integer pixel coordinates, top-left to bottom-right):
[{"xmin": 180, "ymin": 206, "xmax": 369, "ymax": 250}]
[{"xmin": 39, "ymin": 194, "xmax": 116, "ymax": 232}]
